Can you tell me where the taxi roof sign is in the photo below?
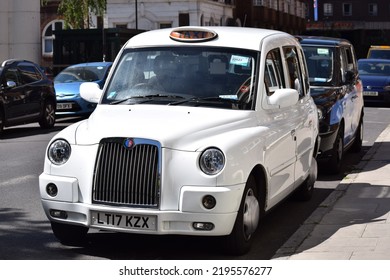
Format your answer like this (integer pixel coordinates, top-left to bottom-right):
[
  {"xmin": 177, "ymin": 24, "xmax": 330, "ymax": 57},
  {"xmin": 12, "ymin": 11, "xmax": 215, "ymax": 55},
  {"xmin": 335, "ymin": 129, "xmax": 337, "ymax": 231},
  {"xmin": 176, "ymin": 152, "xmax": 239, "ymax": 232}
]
[{"xmin": 169, "ymin": 27, "xmax": 218, "ymax": 42}]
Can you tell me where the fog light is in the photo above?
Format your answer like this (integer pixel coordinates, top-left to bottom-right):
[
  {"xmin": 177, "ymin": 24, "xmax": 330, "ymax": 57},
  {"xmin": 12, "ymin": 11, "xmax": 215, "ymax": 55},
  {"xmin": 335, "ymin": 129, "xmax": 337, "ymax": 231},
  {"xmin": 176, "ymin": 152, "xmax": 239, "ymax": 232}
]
[
  {"xmin": 49, "ymin": 209, "xmax": 68, "ymax": 219},
  {"xmin": 202, "ymin": 195, "xmax": 216, "ymax": 209},
  {"xmin": 46, "ymin": 183, "xmax": 58, "ymax": 197},
  {"xmin": 193, "ymin": 222, "xmax": 214, "ymax": 231}
]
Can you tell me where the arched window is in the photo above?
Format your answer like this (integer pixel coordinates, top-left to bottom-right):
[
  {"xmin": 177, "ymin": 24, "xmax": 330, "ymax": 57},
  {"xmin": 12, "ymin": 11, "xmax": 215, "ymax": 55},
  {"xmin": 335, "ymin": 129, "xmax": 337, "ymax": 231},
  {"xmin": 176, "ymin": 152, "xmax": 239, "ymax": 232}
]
[{"xmin": 42, "ymin": 20, "xmax": 65, "ymax": 57}]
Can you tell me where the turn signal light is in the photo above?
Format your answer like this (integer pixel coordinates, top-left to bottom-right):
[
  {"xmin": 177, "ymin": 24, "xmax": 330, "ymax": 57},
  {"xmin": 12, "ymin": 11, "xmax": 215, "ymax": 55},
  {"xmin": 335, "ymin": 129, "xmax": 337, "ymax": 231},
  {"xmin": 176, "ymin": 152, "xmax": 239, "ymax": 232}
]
[
  {"xmin": 193, "ymin": 222, "xmax": 214, "ymax": 231},
  {"xmin": 49, "ymin": 209, "xmax": 68, "ymax": 219}
]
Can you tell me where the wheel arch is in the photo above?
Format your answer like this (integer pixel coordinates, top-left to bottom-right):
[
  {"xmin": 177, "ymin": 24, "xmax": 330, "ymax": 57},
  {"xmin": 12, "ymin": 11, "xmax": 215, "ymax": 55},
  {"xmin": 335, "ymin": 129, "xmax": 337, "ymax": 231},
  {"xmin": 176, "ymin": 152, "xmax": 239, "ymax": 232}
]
[{"xmin": 249, "ymin": 164, "xmax": 267, "ymax": 217}]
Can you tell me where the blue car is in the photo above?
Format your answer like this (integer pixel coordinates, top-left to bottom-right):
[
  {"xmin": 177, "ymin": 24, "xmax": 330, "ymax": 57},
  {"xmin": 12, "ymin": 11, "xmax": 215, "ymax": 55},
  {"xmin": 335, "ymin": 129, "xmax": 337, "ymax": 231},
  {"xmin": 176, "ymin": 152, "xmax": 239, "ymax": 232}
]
[
  {"xmin": 358, "ymin": 58, "xmax": 390, "ymax": 106},
  {"xmin": 54, "ymin": 62, "xmax": 112, "ymax": 116}
]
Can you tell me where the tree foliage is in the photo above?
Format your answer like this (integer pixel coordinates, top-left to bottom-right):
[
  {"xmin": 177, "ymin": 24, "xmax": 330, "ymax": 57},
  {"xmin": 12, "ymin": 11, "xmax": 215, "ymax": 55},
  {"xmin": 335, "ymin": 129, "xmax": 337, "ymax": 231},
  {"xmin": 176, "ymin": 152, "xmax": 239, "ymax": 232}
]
[{"xmin": 58, "ymin": 0, "xmax": 107, "ymax": 29}]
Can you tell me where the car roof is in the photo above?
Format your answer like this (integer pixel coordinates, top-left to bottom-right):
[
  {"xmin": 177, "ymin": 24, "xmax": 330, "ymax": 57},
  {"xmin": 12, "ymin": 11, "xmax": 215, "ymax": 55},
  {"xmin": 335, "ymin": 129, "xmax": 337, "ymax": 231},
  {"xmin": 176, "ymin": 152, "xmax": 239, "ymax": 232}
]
[
  {"xmin": 1, "ymin": 59, "xmax": 36, "ymax": 68},
  {"xmin": 297, "ymin": 35, "xmax": 351, "ymax": 47},
  {"xmin": 124, "ymin": 26, "xmax": 291, "ymax": 51},
  {"xmin": 358, "ymin": 58, "xmax": 390, "ymax": 63},
  {"xmin": 66, "ymin": 62, "xmax": 113, "ymax": 68}
]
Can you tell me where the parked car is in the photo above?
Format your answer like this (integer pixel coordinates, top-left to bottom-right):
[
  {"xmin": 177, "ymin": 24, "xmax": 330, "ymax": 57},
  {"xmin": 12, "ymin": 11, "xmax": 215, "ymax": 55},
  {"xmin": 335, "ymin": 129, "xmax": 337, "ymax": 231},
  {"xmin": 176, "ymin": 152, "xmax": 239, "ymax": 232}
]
[
  {"xmin": 298, "ymin": 36, "xmax": 364, "ymax": 174},
  {"xmin": 54, "ymin": 62, "xmax": 112, "ymax": 117},
  {"xmin": 40, "ymin": 26, "xmax": 319, "ymax": 255},
  {"xmin": 0, "ymin": 59, "xmax": 56, "ymax": 135},
  {"xmin": 358, "ymin": 58, "xmax": 390, "ymax": 106},
  {"xmin": 367, "ymin": 45, "xmax": 390, "ymax": 59}
]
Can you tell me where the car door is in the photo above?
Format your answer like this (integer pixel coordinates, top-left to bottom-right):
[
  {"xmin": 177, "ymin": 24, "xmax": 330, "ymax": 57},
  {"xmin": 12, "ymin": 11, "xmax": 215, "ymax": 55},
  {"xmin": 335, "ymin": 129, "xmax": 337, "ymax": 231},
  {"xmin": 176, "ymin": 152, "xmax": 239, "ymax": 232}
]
[
  {"xmin": 340, "ymin": 46, "xmax": 357, "ymax": 146},
  {"xmin": 262, "ymin": 47, "xmax": 298, "ymax": 206},
  {"xmin": 0, "ymin": 66, "xmax": 26, "ymax": 122},
  {"xmin": 284, "ymin": 46, "xmax": 317, "ymax": 185},
  {"xmin": 17, "ymin": 63, "xmax": 43, "ymax": 117}
]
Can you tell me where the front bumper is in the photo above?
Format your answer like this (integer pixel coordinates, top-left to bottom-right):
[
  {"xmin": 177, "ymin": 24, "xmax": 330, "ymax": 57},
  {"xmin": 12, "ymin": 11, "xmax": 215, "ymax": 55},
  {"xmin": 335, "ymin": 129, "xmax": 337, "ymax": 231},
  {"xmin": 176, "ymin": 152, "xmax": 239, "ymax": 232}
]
[{"xmin": 40, "ymin": 173, "xmax": 244, "ymax": 236}]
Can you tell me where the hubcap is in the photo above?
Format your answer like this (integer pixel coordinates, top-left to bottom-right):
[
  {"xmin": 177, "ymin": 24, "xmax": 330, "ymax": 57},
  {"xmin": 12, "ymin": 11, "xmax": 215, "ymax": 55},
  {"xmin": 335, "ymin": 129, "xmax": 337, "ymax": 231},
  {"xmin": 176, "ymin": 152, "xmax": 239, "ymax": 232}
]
[
  {"xmin": 242, "ymin": 188, "xmax": 260, "ymax": 240},
  {"xmin": 46, "ymin": 104, "xmax": 55, "ymax": 125}
]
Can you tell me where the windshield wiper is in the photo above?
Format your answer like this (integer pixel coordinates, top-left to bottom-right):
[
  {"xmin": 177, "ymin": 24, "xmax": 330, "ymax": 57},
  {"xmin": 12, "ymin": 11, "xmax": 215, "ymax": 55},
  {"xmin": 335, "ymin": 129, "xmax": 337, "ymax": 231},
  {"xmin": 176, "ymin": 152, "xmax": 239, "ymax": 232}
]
[
  {"xmin": 110, "ymin": 94, "xmax": 186, "ymax": 105},
  {"xmin": 168, "ymin": 96, "xmax": 239, "ymax": 106}
]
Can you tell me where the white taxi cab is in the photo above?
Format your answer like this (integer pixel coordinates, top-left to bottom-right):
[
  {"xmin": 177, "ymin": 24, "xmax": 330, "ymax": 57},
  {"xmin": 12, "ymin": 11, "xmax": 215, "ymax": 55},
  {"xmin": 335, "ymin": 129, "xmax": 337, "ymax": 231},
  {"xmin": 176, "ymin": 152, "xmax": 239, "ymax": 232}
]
[{"xmin": 39, "ymin": 26, "xmax": 319, "ymax": 255}]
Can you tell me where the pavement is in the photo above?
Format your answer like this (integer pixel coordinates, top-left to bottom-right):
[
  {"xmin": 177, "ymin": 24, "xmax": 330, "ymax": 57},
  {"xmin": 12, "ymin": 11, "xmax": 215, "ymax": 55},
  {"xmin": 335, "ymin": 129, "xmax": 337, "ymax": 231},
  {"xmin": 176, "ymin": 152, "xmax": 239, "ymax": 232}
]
[{"xmin": 272, "ymin": 124, "xmax": 390, "ymax": 260}]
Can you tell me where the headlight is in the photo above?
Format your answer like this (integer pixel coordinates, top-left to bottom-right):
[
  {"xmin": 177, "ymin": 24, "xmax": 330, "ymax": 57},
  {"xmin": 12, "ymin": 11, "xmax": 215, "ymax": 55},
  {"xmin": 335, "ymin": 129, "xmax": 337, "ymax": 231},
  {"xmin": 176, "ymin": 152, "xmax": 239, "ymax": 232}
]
[
  {"xmin": 199, "ymin": 148, "xmax": 225, "ymax": 175},
  {"xmin": 48, "ymin": 139, "xmax": 71, "ymax": 165}
]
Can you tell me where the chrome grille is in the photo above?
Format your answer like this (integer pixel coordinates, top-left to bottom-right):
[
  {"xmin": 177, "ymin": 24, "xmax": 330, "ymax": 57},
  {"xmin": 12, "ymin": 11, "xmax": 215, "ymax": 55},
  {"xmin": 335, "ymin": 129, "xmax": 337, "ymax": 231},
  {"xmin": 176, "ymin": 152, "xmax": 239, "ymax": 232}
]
[{"xmin": 92, "ymin": 138, "xmax": 160, "ymax": 208}]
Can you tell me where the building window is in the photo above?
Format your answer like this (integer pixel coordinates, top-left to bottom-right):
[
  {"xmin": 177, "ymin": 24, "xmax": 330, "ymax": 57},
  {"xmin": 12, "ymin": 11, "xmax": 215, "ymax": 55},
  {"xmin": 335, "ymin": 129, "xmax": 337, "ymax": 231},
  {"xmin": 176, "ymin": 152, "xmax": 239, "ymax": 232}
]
[
  {"xmin": 179, "ymin": 13, "xmax": 190, "ymax": 26},
  {"xmin": 253, "ymin": 0, "xmax": 266, "ymax": 6},
  {"xmin": 343, "ymin": 3, "xmax": 352, "ymax": 16},
  {"xmin": 368, "ymin": 3, "xmax": 378, "ymax": 16},
  {"xmin": 42, "ymin": 20, "xmax": 65, "ymax": 57},
  {"xmin": 323, "ymin": 3, "xmax": 333, "ymax": 16},
  {"xmin": 159, "ymin": 23, "xmax": 172, "ymax": 29}
]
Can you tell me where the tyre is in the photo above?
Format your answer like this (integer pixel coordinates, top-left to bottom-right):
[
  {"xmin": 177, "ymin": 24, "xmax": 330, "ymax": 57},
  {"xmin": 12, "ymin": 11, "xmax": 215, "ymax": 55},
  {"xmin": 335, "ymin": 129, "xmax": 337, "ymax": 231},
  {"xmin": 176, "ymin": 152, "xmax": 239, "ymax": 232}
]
[
  {"xmin": 294, "ymin": 157, "xmax": 317, "ymax": 201},
  {"xmin": 351, "ymin": 117, "xmax": 363, "ymax": 153},
  {"xmin": 224, "ymin": 175, "xmax": 262, "ymax": 255},
  {"xmin": 51, "ymin": 221, "xmax": 88, "ymax": 246},
  {"xmin": 0, "ymin": 112, "xmax": 4, "ymax": 135},
  {"xmin": 327, "ymin": 128, "xmax": 344, "ymax": 174},
  {"xmin": 39, "ymin": 101, "xmax": 56, "ymax": 128}
]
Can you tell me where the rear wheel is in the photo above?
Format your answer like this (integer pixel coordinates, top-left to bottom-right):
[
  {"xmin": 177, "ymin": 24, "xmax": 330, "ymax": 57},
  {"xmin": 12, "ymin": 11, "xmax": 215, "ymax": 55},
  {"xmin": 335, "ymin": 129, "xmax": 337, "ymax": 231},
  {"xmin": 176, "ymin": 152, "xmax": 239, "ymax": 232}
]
[
  {"xmin": 39, "ymin": 101, "xmax": 56, "ymax": 128},
  {"xmin": 224, "ymin": 175, "xmax": 262, "ymax": 255},
  {"xmin": 51, "ymin": 221, "xmax": 88, "ymax": 246},
  {"xmin": 0, "ymin": 112, "xmax": 4, "ymax": 135},
  {"xmin": 351, "ymin": 117, "xmax": 363, "ymax": 152},
  {"xmin": 327, "ymin": 128, "xmax": 344, "ymax": 174}
]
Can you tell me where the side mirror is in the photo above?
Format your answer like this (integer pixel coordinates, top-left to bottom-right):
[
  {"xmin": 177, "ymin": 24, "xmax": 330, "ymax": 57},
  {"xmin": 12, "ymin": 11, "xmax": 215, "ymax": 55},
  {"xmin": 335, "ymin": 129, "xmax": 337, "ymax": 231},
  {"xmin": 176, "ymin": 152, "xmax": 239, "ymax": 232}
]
[
  {"xmin": 345, "ymin": 70, "xmax": 355, "ymax": 83},
  {"xmin": 268, "ymin": 88, "xmax": 299, "ymax": 108},
  {"xmin": 80, "ymin": 82, "xmax": 103, "ymax": 104},
  {"xmin": 6, "ymin": 81, "xmax": 17, "ymax": 88}
]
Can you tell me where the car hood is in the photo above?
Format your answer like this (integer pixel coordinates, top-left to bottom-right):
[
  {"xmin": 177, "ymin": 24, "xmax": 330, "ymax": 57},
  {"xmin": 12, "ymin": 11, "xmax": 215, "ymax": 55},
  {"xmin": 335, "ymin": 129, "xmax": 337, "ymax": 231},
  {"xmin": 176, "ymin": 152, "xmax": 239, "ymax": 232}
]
[
  {"xmin": 309, "ymin": 86, "xmax": 340, "ymax": 107},
  {"xmin": 360, "ymin": 75, "xmax": 390, "ymax": 88},
  {"xmin": 54, "ymin": 82, "xmax": 83, "ymax": 96},
  {"xmin": 72, "ymin": 104, "xmax": 255, "ymax": 151}
]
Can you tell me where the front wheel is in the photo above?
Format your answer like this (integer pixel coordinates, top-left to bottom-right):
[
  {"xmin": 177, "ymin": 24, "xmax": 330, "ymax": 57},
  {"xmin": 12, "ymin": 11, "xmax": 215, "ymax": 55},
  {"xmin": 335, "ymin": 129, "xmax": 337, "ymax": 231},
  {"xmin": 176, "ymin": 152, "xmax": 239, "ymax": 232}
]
[
  {"xmin": 39, "ymin": 101, "xmax": 56, "ymax": 129},
  {"xmin": 51, "ymin": 221, "xmax": 88, "ymax": 246},
  {"xmin": 224, "ymin": 175, "xmax": 261, "ymax": 255}
]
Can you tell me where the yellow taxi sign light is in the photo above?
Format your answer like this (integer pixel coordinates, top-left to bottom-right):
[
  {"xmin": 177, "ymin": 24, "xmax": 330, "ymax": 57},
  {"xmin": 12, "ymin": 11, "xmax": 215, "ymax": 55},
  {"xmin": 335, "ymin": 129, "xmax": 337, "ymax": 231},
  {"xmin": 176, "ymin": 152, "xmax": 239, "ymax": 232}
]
[{"xmin": 169, "ymin": 28, "xmax": 218, "ymax": 42}]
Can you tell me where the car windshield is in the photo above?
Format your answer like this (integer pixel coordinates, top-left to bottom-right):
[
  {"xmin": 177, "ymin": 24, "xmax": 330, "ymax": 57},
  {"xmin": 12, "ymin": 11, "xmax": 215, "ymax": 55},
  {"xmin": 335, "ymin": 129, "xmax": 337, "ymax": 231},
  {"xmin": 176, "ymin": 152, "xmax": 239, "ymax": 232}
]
[
  {"xmin": 54, "ymin": 65, "xmax": 109, "ymax": 83},
  {"xmin": 358, "ymin": 61, "xmax": 390, "ymax": 76},
  {"xmin": 102, "ymin": 47, "xmax": 258, "ymax": 110},
  {"xmin": 303, "ymin": 46, "xmax": 334, "ymax": 86}
]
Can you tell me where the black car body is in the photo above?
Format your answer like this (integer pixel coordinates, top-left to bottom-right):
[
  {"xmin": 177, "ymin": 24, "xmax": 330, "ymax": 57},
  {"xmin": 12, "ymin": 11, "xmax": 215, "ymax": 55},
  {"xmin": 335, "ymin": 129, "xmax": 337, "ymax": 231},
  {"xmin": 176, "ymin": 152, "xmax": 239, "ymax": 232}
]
[
  {"xmin": 298, "ymin": 36, "xmax": 364, "ymax": 173},
  {"xmin": 0, "ymin": 59, "xmax": 56, "ymax": 134}
]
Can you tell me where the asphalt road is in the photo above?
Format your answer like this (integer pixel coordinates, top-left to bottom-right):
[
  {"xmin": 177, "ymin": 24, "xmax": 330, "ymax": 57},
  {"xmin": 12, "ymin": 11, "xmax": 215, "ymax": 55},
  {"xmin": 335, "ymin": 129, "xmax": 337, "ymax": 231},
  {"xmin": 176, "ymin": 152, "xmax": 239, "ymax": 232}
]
[{"xmin": 0, "ymin": 105, "xmax": 389, "ymax": 260}]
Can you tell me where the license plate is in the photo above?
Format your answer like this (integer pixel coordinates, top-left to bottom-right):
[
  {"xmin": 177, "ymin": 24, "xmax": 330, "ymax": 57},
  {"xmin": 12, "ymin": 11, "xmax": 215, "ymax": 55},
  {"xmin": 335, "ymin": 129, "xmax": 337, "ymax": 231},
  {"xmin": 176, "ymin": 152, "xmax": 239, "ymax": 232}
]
[
  {"xmin": 363, "ymin": 91, "xmax": 378, "ymax": 96},
  {"xmin": 91, "ymin": 211, "xmax": 157, "ymax": 231},
  {"xmin": 57, "ymin": 103, "xmax": 73, "ymax": 109}
]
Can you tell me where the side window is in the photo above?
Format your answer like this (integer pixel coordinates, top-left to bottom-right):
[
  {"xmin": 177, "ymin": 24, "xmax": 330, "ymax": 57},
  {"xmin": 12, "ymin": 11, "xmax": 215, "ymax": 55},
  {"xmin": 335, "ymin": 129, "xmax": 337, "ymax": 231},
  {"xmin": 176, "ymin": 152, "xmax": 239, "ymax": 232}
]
[
  {"xmin": 298, "ymin": 48, "xmax": 310, "ymax": 96},
  {"xmin": 344, "ymin": 46, "xmax": 356, "ymax": 72},
  {"xmin": 283, "ymin": 46, "xmax": 304, "ymax": 97},
  {"xmin": 18, "ymin": 65, "xmax": 42, "ymax": 85},
  {"xmin": 264, "ymin": 48, "xmax": 284, "ymax": 96},
  {"xmin": 3, "ymin": 68, "xmax": 21, "ymax": 87}
]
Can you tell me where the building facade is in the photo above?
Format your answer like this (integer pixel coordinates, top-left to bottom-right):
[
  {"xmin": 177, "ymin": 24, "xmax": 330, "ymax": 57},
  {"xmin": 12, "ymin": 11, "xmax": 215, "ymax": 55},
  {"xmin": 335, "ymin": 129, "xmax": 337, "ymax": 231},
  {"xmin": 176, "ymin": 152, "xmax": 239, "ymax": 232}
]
[
  {"xmin": 235, "ymin": 0, "xmax": 307, "ymax": 34},
  {"xmin": 0, "ymin": 0, "xmax": 41, "ymax": 64},
  {"xmin": 105, "ymin": 0, "xmax": 236, "ymax": 30},
  {"xmin": 303, "ymin": 0, "xmax": 390, "ymax": 58}
]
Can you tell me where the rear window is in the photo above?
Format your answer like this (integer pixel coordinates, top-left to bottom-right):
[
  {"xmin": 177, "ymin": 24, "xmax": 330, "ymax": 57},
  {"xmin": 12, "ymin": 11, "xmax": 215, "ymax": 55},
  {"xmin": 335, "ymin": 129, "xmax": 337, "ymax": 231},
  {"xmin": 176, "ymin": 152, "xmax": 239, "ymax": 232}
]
[{"xmin": 367, "ymin": 49, "xmax": 390, "ymax": 59}]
